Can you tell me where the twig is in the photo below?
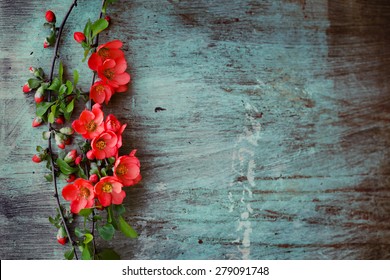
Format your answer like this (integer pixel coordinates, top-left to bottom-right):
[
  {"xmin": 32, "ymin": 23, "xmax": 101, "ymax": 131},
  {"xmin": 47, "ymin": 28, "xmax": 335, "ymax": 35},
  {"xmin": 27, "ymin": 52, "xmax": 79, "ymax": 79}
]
[{"xmin": 47, "ymin": 0, "xmax": 79, "ymax": 260}]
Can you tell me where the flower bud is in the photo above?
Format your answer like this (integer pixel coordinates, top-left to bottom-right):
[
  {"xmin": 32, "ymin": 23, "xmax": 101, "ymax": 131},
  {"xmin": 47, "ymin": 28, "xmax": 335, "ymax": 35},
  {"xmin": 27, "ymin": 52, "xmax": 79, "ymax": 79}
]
[
  {"xmin": 89, "ymin": 174, "xmax": 98, "ymax": 183},
  {"xmin": 59, "ymin": 127, "xmax": 74, "ymax": 135},
  {"xmin": 75, "ymin": 156, "xmax": 82, "ymax": 165},
  {"xmin": 57, "ymin": 143, "xmax": 65, "ymax": 149},
  {"xmin": 55, "ymin": 116, "xmax": 65, "ymax": 125},
  {"xmin": 29, "ymin": 66, "xmax": 36, "ymax": 74},
  {"xmin": 23, "ymin": 83, "xmax": 32, "ymax": 93},
  {"xmin": 86, "ymin": 150, "xmax": 95, "ymax": 160},
  {"xmin": 45, "ymin": 10, "xmax": 56, "ymax": 23},
  {"xmin": 73, "ymin": 32, "xmax": 86, "ymax": 43},
  {"xmin": 66, "ymin": 174, "xmax": 76, "ymax": 183},
  {"xmin": 42, "ymin": 131, "xmax": 51, "ymax": 140},
  {"xmin": 105, "ymin": 15, "xmax": 111, "ymax": 24},
  {"xmin": 43, "ymin": 39, "xmax": 50, "ymax": 48},
  {"xmin": 34, "ymin": 87, "xmax": 45, "ymax": 103},
  {"xmin": 56, "ymin": 227, "xmax": 68, "ymax": 245},
  {"xmin": 64, "ymin": 149, "xmax": 77, "ymax": 163},
  {"xmin": 64, "ymin": 137, "xmax": 72, "ymax": 145},
  {"xmin": 32, "ymin": 116, "xmax": 43, "ymax": 127},
  {"xmin": 32, "ymin": 154, "xmax": 42, "ymax": 163}
]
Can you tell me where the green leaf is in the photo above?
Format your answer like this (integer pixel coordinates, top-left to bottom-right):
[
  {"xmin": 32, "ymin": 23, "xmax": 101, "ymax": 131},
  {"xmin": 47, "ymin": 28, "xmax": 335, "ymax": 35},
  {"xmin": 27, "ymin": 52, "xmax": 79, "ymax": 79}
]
[
  {"xmin": 36, "ymin": 102, "xmax": 55, "ymax": 117},
  {"xmin": 91, "ymin": 18, "xmax": 109, "ymax": 38},
  {"xmin": 113, "ymin": 204, "xmax": 126, "ymax": 216},
  {"xmin": 48, "ymin": 78, "xmax": 61, "ymax": 91},
  {"xmin": 36, "ymin": 145, "xmax": 43, "ymax": 152},
  {"xmin": 44, "ymin": 174, "xmax": 53, "ymax": 182},
  {"xmin": 48, "ymin": 216, "xmax": 58, "ymax": 227},
  {"xmin": 58, "ymin": 61, "xmax": 63, "ymax": 84},
  {"xmin": 48, "ymin": 111, "xmax": 55, "ymax": 123},
  {"xmin": 28, "ymin": 78, "xmax": 41, "ymax": 89},
  {"xmin": 78, "ymin": 208, "xmax": 93, "ymax": 217},
  {"xmin": 97, "ymin": 248, "xmax": 120, "ymax": 260},
  {"xmin": 118, "ymin": 216, "xmax": 138, "ymax": 238},
  {"xmin": 83, "ymin": 20, "xmax": 92, "ymax": 38},
  {"xmin": 100, "ymin": 168, "xmax": 107, "ymax": 177},
  {"xmin": 75, "ymin": 227, "xmax": 84, "ymax": 238},
  {"xmin": 77, "ymin": 165, "xmax": 87, "ymax": 179},
  {"xmin": 56, "ymin": 158, "xmax": 77, "ymax": 175},
  {"xmin": 66, "ymin": 80, "xmax": 73, "ymax": 94},
  {"xmin": 58, "ymin": 84, "xmax": 67, "ymax": 95},
  {"xmin": 64, "ymin": 248, "xmax": 75, "ymax": 260},
  {"xmin": 97, "ymin": 223, "xmax": 115, "ymax": 241},
  {"xmin": 73, "ymin": 70, "xmax": 79, "ymax": 86},
  {"xmin": 84, "ymin": 233, "xmax": 93, "ymax": 244},
  {"xmin": 93, "ymin": 215, "xmax": 102, "ymax": 222},
  {"xmin": 80, "ymin": 245, "xmax": 92, "ymax": 260},
  {"xmin": 66, "ymin": 99, "xmax": 75, "ymax": 113}
]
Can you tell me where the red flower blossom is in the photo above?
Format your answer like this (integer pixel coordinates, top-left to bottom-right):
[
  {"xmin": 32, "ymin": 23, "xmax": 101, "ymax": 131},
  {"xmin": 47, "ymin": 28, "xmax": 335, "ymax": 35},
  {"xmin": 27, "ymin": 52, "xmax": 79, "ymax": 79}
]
[
  {"xmin": 88, "ymin": 40, "xmax": 125, "ymax": 71},
  {"xmin": 72, "ymin": 103, "xmax": 104, "ymax": 139},
  {"xmin": 45, "ymin": 10, "xmax": 56, "ymax": 23},
  {"xmin": 62, "ymin": 178, "xmax": 95, "ymax": 214},
  {"xmin": 97, "ymin": 58, "xmax": 130, "ymax": 89},
  {"xmin": 90, "ymin": 80, "xmax": 114, "ymax": 104},
  {"xmin": 94, "ymin": 176, "xmax": 125, "ymax": 207},
  {"xmin": 105, "ymin": 114, "xmax": 127, "ymax": 148},
  {"xmin": 73, "ymin": 32, "xmax": 86, "ymax": 43},
  {"xmin": 91, "ymin": 130, "xmax": 118, "ymax": 160},
  {"xmin": 113, "ymin": 150, "xmax": 141, "ymax": 187}
]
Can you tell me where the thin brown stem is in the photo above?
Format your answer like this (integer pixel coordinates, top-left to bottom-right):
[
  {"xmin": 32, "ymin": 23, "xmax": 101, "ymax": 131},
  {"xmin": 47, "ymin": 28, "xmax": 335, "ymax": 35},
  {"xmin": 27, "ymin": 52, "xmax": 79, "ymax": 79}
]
[{"xmin": 47, "ymin": 0, "xmax": 79, "ymax": 260}]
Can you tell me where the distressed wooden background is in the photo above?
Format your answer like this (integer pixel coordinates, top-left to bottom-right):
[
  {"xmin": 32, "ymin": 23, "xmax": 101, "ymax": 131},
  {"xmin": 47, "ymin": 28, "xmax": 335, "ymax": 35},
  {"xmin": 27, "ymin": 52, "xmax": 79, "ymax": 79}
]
[{"xmin": 0, "ymin": 0, "xmax": 389, "ymax": 259}]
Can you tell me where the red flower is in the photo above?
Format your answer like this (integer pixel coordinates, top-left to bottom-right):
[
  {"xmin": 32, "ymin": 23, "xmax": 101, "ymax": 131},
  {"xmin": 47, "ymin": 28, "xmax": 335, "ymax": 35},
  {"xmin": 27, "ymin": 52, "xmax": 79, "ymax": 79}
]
[
  {"xmin": 88, "ymin": 40, "xmax": 125, "ymax": 71},
  {"xmin": 62, "ymin": 178, "xmax": 95, "ymax": 214},
  {"xmin": 73, "ymin": 32, "xmax": 86, "ymax": 43},
  {"xmin": 90, "ymin": 80, "xmax": 114, "ymax": 104},
  {"xmin": 91, "ymin": 130, "xmax": 118, "ymax": 160},
  {"xmin": 97, "ymin": 58, "xmax": 130, "ymax": 89},
  {"xmin": 113, "ymin": 150, "xmax": 141, "ymax": 187},
  {"xmin": 23, "ymin": 83, "xmax": 31, "ymax": 93},
  {"xmin": 45, "ymin": 10, "xmax": 56, "ymax": 23},
  {"xmin": 72, "ymin": 103, "xmax": 104, "ymax": 139},
  {"xmin": 94, "ymin": 176, "xmax": 125, "ymax": 207},
  {"xmin": 105, "ymin": 114, "xmax": 127, "ymax": 148},
  {"xmin": 64, "ymin": 149, "xmax": 77, "ymax": 163}
]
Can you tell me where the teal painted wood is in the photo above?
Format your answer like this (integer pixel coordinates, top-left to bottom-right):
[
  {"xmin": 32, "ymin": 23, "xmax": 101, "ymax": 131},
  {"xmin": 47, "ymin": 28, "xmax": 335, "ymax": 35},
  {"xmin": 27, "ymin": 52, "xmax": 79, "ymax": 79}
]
[{"xmin": 0, "ymin": 0, "xmax": 389, "ymax": 259}]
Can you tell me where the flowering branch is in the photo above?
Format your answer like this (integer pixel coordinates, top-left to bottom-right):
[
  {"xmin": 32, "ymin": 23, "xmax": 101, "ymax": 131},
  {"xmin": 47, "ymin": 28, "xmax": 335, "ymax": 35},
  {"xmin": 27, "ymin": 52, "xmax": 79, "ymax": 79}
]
[
  {"xmin": 46, "ymin": 0, "xmax": 79, "ymax": 260},
  {"xmin": 24, "ymin": 0, "xmax": 142, "ymax": 260}
]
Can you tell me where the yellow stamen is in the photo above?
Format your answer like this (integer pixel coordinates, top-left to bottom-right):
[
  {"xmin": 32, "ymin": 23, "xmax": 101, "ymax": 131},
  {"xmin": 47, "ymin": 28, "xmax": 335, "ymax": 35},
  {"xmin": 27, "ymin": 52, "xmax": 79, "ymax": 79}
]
[
  {"xmin": 102, "ymin": 183, "xmax": 112, "ymax": 193},
  {"xmin": 116, "ymin": 164, "xmax": 128, "ymax": 176},
  {"xmin": 95, "ymin": 140, "xmax": 106, "ymax": 150}
]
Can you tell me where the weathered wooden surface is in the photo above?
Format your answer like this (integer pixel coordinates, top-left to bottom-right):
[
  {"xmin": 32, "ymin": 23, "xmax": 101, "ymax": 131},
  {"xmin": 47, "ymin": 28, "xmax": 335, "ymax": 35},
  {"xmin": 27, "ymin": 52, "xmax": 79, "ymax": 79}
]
[{"xmin": 0, "ymin": 0, "xmax": 390, "ymax": 259}]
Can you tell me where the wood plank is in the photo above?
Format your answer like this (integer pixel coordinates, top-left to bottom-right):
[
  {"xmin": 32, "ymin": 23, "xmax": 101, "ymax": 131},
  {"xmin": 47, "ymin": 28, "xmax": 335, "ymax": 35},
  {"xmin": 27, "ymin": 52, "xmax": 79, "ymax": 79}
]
[{"xmin": 0, "ymin": 0, "xmax": 389, "ymax": 259}]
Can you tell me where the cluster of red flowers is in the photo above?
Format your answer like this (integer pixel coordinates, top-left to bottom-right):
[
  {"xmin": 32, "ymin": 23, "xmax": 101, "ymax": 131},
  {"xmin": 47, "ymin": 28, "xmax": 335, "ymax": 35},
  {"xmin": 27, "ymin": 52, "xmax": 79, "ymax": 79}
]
[
  {"xmin": 88, "ymin": 40, "xmax": 130, "ymax": 104},
  {"xmin": 62, "ymin": 149, "xmax": 141, "ymax": 213}
]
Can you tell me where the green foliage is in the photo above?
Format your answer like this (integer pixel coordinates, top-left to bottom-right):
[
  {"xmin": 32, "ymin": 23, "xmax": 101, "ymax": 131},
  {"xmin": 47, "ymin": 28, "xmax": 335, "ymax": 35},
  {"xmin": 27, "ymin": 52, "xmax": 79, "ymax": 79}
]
[
  {"xmin": 97, "ymin": 248, "xmax": 120, "ymax": 260},
  {"xmin": 64, "ymin": 248, "xmax": 75, "ymax": 260},
  {"xmin": 97, "ymin": 223, "xmax": 115, "ymax": 241},
  {"xmin": 56, "ymin": 158, "xmax": 78, "ymax": 175},
  {"xmin": 118, "ymin": 216, "xmax": 138, "ymax": 239},
  {"xmin": 80, "ymin": 18, "xmax": 109, "ymax": 61}
]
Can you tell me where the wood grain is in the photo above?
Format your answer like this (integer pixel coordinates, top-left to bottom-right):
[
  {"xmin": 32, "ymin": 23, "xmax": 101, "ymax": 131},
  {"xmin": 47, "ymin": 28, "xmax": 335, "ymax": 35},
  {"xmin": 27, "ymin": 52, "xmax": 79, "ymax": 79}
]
[{"xmin": 0, "ymin": 0, "xmax": 389, "ymax": 259}]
